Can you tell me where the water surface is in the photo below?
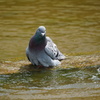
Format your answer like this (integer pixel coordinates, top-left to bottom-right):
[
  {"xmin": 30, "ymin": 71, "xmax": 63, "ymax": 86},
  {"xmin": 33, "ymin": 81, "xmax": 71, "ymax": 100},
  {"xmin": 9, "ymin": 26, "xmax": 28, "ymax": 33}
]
[
  {"xmin": 0, "ymin": 0, "xmax": 100, "ymax": 60},
  {"xmin": 0, "ymin": 0, "xmax": 100, "ymax": 99},
  {"xmin": 0, "ymin": 68, "xmax": 100, "ymax": 100}
]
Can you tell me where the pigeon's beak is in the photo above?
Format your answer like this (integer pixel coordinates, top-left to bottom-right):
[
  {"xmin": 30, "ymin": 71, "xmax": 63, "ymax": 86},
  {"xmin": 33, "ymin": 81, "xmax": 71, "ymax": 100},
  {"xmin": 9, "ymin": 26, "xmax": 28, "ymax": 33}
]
[{"xmin": 41, "ymin": 33, "xmax": 45, "ymax": 36}]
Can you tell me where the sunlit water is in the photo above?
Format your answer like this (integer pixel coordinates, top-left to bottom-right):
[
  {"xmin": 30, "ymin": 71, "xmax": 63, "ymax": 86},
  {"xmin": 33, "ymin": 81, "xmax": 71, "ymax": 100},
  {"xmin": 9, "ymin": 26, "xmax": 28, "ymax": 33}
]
[{"xmin": 0, "ymin": 0, "xmax": 100, "ymax": 99}]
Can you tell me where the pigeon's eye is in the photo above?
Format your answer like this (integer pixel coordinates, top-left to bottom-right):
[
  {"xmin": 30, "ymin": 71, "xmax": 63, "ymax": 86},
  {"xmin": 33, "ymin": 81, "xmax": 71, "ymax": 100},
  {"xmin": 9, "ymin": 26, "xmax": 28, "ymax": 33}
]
[
  {"xmin": 38, "ymin": 29, "xmax": 41, "ymax": 32},
  {"xmin": 38, "ymin": 29, "xmax": 43, "ymax": 32},
  {"xmin": 38, "ymin": 29, "xmax": 46, "ymax": 33}
]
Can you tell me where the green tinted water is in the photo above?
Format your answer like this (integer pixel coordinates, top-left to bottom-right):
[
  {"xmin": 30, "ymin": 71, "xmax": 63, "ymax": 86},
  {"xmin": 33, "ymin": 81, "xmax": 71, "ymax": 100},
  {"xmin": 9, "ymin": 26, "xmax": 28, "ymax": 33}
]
[{"xmin": 0, "ymin": 0, "xmax": 100, "ymax": 99}]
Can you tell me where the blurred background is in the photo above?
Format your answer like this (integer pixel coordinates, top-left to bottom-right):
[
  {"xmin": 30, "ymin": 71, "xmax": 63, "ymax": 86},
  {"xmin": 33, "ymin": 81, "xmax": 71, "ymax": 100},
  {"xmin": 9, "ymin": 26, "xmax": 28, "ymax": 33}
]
[{"xmin": 0, "ymin": 0, "xmax": 100, "ymax": 60}]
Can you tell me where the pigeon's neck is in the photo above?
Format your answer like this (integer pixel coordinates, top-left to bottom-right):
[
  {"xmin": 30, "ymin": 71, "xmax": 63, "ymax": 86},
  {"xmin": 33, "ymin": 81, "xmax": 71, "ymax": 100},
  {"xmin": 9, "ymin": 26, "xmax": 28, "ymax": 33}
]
[{"xmin": 29, "ymin": 35, "xmax": 47, "ymax": 51}]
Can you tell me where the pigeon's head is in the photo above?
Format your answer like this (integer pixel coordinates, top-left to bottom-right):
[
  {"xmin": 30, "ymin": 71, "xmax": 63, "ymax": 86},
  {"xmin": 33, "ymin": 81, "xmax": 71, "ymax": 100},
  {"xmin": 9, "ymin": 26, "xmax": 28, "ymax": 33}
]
[
  {"xmin": 29, "ymin": 26, "xmax": 47, "ymax": 50},
  {"xmin": 36, "ymin": 26, "xmax": 46, "ymax": 37}
]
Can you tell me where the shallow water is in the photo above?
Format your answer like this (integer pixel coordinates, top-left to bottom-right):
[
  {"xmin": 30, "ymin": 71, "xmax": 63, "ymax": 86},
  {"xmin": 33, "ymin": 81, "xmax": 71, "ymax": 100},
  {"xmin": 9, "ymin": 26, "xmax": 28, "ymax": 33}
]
[
  {"xmin": 0, "ymin": 0, "xmax": 100, "ymax": 99},
  {"xmin": 0, "ymin": 68, "xmax": 100, "ymax": 100}
]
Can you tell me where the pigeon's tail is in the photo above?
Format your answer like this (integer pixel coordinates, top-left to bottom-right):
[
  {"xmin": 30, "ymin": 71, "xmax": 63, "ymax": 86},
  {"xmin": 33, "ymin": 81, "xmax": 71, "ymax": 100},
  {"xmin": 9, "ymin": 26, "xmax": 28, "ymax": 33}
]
[{"xmin": 56, "ymin": 51, "xmax": 66, "ymax": 61}]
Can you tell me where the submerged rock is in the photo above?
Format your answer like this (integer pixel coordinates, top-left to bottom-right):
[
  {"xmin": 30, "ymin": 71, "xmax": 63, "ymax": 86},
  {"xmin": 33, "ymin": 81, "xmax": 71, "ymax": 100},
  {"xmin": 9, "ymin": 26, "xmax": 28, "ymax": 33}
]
[{"xmin": 0, "ymin": 55, "xmax": 100, "ymax": 74}]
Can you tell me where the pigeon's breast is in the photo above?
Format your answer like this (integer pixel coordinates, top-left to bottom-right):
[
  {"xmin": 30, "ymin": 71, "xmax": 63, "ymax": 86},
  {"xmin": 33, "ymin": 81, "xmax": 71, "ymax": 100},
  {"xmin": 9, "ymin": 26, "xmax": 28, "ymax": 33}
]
[{"xmin": 29, "ymin": 36, "xmax": 47, "ymax": 51}]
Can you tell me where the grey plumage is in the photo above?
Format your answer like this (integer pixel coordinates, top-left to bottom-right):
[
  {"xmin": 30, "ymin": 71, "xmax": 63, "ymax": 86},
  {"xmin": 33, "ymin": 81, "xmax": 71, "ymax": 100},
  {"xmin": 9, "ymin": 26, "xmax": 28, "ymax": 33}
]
[{"xmin": 26, "ymin": 26, "xmax": 66, "ymax": 67}]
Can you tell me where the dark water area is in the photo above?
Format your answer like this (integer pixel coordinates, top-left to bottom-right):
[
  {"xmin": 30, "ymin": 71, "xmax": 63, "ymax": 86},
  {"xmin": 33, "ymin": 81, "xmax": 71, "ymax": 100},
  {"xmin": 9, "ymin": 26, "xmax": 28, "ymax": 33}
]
[
  {"xmin": 0, "ymin": 67, "xmax": 100, "ymax": 100},
  {"xmin": 0, "ymin": 0, "xmax": 100, "ymax": 99}
]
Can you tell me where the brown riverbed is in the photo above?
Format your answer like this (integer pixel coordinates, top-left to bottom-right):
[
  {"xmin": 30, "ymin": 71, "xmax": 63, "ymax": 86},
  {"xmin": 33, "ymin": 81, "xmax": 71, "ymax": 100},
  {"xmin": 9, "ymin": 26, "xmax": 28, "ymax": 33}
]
[{"xmin": 0, "ymin": 54, "xmax": 100, "ymax": 74}]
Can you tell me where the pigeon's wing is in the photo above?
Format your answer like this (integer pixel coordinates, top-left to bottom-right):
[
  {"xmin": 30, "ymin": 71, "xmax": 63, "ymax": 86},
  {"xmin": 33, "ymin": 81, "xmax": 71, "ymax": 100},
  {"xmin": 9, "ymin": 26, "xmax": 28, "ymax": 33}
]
[
  {"xmin": 26, "ymin": 47, "xmax": 31, "ymax": 61},
  {"xmin": 45, "ymin": 37, "xmax": 66, "ymax": 60}
]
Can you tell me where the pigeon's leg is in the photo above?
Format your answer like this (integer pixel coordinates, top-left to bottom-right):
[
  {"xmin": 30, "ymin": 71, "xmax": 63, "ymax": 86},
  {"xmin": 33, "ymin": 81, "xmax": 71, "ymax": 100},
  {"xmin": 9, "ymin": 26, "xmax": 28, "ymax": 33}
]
[{"xmin": 37, "ymin": 65, "xmax": 44, "ymax": 68}]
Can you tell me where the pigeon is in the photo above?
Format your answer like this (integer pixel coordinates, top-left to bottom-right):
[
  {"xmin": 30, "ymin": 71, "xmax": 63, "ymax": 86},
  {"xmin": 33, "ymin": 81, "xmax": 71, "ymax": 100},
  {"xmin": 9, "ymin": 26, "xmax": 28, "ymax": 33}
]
[{"xmin": 26, "ymin": 26, "xmax": 66, "ymax": 67}]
